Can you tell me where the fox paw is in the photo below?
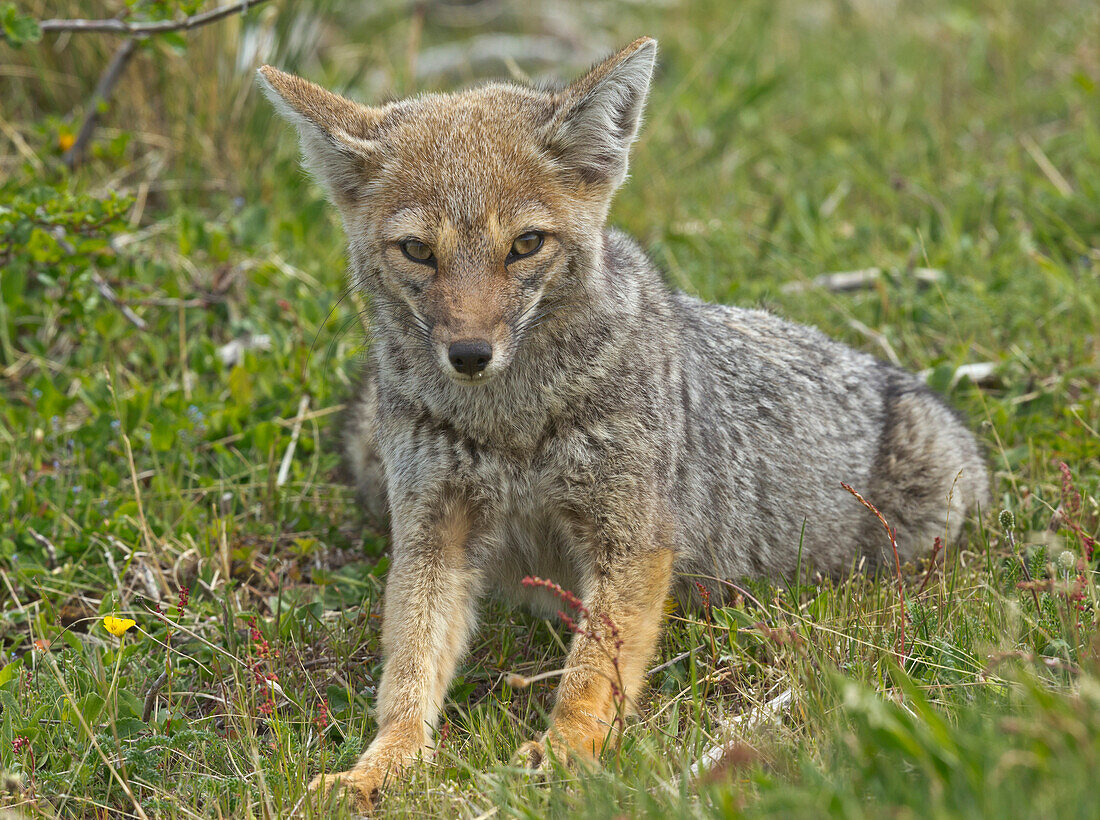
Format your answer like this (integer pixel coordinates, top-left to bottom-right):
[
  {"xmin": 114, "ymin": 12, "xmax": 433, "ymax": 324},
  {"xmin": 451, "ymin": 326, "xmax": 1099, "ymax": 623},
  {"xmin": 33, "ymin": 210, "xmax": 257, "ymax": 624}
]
[
  {"xmin": 308, "ymin": 767, "xmax": 387, "ymax": 814},
  {"xmin": 516, "ymin": 738, "xmax": 555, "ymax": 775},
  {"xmin": 515, "ymin": 733, "xmax": 588, "ymax": 774}
]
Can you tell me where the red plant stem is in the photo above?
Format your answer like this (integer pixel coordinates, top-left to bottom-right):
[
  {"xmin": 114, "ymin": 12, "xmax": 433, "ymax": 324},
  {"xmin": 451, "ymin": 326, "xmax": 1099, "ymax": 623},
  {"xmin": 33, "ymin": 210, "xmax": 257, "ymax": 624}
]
[
  {"xmin": 522, "ymin": 575, "xmax": 629, "ymax": 723},
  {"xmin": 916, "ymin": 537, "xmax": 944, "ymax": 596},
  {"xmin": 842, "ymin": 483, "xmax": 906, "ymax": 663},
  {"xmin": 1057, "ymin": 461, "xmax": 1096, "ymax": 559}
]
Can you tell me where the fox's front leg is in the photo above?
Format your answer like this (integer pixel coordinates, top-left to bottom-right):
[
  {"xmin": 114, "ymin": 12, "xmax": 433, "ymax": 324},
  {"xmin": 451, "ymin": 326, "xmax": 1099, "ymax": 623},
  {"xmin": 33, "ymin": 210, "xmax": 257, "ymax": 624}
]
[
  {"xmin": 311, "ymin": 500, "xmax": 482, "ymax": 811},
  {"xmin": 518, "ymin": 515, "xmax": 675, "ymax": 768}
]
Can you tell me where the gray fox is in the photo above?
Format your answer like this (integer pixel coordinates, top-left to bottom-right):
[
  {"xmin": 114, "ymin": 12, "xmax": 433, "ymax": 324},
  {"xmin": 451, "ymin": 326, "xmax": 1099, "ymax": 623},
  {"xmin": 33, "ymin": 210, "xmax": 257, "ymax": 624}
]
[{"xmin": 259, "ymin": 36, "xmax": 988, "ymax": 810}]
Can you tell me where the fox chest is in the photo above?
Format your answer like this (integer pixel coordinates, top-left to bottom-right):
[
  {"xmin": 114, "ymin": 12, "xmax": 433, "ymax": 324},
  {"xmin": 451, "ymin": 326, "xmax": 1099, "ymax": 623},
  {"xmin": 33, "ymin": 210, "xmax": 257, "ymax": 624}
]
[{"xmin": 383, "ymin": 422, "xmax": 609, "ymax": 605}]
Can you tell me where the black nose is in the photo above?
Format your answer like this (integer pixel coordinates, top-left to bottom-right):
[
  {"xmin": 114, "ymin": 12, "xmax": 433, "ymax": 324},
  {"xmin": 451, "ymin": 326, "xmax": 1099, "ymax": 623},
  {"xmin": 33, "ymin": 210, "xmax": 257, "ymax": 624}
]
[{"xmin": 448, "ymin": 339, "xmax": 493, "ymax": 377}]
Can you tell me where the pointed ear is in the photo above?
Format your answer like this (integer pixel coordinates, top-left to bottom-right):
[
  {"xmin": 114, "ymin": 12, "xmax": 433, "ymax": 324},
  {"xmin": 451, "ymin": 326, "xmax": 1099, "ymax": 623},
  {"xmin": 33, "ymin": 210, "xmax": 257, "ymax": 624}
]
[
  {"xmin": 257, "ymin": 66, "xmax": 384, "ymax": 208},
  {"xmin": 544, "ymin": 37, "xmax": 657, "ymax": 191}
]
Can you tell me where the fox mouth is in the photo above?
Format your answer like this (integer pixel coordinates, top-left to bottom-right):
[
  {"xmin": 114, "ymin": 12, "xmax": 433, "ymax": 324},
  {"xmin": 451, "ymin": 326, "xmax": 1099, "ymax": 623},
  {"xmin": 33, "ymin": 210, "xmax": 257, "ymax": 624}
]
[{"xmin": 446, "ymin": 368, "xmax": 495, "ymax": 386}]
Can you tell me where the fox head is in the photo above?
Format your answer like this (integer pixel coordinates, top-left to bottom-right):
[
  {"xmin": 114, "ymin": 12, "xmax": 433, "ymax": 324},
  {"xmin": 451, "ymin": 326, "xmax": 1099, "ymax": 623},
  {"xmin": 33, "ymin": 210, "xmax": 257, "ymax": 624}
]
[{"xmin": 259, "ymin": 38, "xmax": 656, "ymax": 385}]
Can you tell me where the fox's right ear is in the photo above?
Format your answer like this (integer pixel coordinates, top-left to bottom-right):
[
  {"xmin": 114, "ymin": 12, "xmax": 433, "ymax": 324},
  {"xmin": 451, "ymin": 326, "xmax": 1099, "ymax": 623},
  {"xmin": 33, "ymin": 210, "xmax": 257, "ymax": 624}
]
[{"xmin": 257, "ymin": 66, "xmax": 384, "ymax": 207}]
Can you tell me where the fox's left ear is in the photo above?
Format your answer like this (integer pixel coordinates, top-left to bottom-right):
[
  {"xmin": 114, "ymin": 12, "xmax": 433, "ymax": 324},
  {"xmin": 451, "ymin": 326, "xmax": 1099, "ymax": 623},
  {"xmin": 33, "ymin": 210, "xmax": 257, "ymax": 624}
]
[
  {"xmin": 545, "ymin": 37, "xmax": 657, "ymax": 191},
  {"xmin": 257, "ymin": 66, "xmax": 384, "ymax": 208}
]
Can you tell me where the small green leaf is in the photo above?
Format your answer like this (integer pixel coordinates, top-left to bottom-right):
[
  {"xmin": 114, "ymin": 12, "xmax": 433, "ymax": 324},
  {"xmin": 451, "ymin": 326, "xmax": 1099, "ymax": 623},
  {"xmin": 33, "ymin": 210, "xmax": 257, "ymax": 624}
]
[
  {"xmin": 228, "ymin": 364, "xmax": 253, "ymax": 406},
  {"xmin": 114, "ymin": 716, "xmax": 147, "ymax": 738},
  {"xmin": 713, "ymin": 606, "xmax": 756, "ymax": 631},
  {"xmin": 64, "ymin": 692, "xmax": 106, "ymax": 727},
  {"xmin": 0, "ymin": 2, "xmax": 42, "ymax": 47},
  {"xmin": 0, "ymin": 658, "xmax": 22, "ymax": 689},
  {"xmin": 251, "ymin": 420, "xmax": 276, "ymax": 453},
  {"xmin": 150, "ymin": 423, "xmax": 176, "ymax": 451},
  {"xmin": 118, "ymin": 690, "xmax": 145, "ymax": 720}
]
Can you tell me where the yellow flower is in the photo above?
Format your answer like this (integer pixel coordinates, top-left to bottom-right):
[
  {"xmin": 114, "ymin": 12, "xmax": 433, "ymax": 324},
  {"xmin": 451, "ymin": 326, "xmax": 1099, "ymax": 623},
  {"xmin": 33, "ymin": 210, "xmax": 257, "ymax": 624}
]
[
  {"xmin": 58, "ymin": 132, "xmax": 75, "ymax": 152},
  {"xmin": 103, "ymin": 615, "xmax": 136, "ymax": 637}
]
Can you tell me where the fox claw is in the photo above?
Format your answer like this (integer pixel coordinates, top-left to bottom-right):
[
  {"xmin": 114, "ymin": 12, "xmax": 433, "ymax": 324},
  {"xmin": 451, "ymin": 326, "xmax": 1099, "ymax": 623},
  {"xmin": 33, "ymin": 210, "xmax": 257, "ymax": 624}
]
[
  {"xmin": 514, "ymin": 735, "xmax": 574, "ymax": 774},
  {"xmin": 308, "ymin": 769, "xmax": 383, "ymax": 814},
  {"xmin": 515, "ymin": 739, "xmax": 548, "ymax": 771}
]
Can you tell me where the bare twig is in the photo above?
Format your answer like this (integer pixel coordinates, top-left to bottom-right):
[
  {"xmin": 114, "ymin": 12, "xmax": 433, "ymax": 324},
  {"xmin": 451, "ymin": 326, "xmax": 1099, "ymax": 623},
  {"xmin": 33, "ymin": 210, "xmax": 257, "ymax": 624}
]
[
  {"xmin": 40, "ymin": 0, "xmax": 271, "ymax": 35},
  {"xmin": 43, "ymin": 0, "xmax": 271, "ymax": 167},
  {"xmin": 916, "ymin": 537, "xmax": 944, "ymax": 596},
  {"xmin": 142, "ymin": 671, "xmax": 170, "ymax": 722},
  {"xmin": 504, "ymin": 668, "xmax": 567, "ymax": 688},
  {"xmin": 27, "ymin": 527, "xmax": 58, "ymax": 569},
  {"xmin": 847, "ymin": 317, "xmax": 902, "ymax": 368},
  {"xmin": 655, "ymin": 686, "xmax": 791, "ymax": 794},
  {"xmin": 918, "ymin": 361, "xmax": 998, "ymax": 388},
  {"xmin": 842, "ymin": 482, "xmax": 907, "ymax": 663},
  {"xmin": 127, "ymin": 295, "xmax": 226, "ymax": 308},
  {"xmin": 687, "ymin": 688, "xmax": 792, "ymax": 781},
  {"xmin": 781, "ymin": 267, "xmax": 942, "ymax": 295},
  {"xmin": 647, "ymin": 646, "xmax": 703, "ymax": 675},
  {"xmin": 48, "ymin": 226, "xmax": 148, "ymax": 328},
  {"xmin": 91, "ymin": 271, "xmax": 148, "ymax": 330},
  {"xmin": 63, "ymin": 37, "xmax": 138, "ymax": 168}
]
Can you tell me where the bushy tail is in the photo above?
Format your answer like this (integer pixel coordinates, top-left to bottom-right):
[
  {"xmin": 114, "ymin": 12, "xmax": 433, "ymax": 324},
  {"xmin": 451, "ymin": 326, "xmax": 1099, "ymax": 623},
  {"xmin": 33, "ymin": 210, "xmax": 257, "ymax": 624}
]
[{"xmin": 862, "ymin": 377, "xmax": 990, "ymax": 565}]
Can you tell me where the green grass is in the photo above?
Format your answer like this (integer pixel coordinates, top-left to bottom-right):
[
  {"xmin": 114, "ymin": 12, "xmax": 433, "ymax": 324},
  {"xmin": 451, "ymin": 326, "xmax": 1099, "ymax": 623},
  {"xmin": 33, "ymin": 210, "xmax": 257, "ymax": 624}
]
[{"xmin": 1, "ymin": 0, "xmax": 1099, "ymax": 817}]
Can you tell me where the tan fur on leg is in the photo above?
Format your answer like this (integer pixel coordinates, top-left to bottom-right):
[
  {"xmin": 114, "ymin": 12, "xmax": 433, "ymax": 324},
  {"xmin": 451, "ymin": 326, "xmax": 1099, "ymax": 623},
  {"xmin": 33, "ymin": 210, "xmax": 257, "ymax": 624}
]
[
  {"xmin": 518, "ymin": 546, "xmax": 674, "ymax": 768},
  {"xmin": 311, "ymin": 501, "xmax": 481, "ymax": 810}
]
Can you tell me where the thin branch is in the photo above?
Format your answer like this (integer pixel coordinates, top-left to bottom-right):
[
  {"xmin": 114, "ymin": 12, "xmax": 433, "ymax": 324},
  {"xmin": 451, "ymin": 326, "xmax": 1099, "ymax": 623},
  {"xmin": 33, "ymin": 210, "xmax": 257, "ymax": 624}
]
[
  {"xmin": 142, "ymin": 672, "xmax": 170, "ymax": 722},
  {"xmin": 44, "ymin": 0, "xmax": 272, "ymax": 167},
  {"xmin": 49, "ymin": 227, "xmax": 148, "ymax": 329},
  {"xmin": 27, "ymin": 527, "xmax": 58, "ymax": 569},
  {"xmin": 91, "ymin": 271, "xmax": 148, "ymax": 330},
  {"xmin": 655, "ymin": 686, "xmax": 792, "ymax": 795},
  {"xmin": 647, "ymin": 646, "xmax": 703, "ymax": 675},
  {"xmin": 687, "ymin": 688, "xmax": 792, "ymax": 781},
  {"xmin": 40, "ymin": 0, "xmax": 271, "ymax": 35},
  {"xmin": 127, "ymin": 295, "xmax": 227, "ymax": 308},
  {"xmin": 276, "ymin": 395, "xmax": 311, "ymax": 487},
  {"xmin": 916, "ymin": 537, "xmax": 944, "ymax": 596},
  {"xmin": 63, "ymin": 37, "xmax": 138, "ymax": 168}
]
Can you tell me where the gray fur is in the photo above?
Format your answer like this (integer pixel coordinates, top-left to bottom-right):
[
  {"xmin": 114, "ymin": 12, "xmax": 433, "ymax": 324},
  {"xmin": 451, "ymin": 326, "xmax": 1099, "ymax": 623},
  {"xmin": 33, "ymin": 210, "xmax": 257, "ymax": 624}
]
[
  {"xmin": 347, "ymin": 228, "xmax": 989, "ymax": 607},
  {"xmin": 263, "ymin": 42, "xmax": 990, "ymax": 798}
]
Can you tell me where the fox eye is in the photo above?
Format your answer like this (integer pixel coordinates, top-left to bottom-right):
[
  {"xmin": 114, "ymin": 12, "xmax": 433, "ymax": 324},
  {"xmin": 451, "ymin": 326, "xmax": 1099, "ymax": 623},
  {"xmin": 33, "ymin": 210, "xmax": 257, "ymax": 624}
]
[
  {"xmin": 509, "ymin": 232, "xmax": 544, "ymax": 260},
  {"xmin": 401, "ymin": 239, "xmax": 435, "ymax": 264}
]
